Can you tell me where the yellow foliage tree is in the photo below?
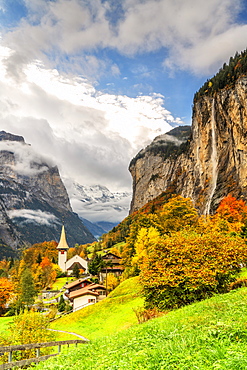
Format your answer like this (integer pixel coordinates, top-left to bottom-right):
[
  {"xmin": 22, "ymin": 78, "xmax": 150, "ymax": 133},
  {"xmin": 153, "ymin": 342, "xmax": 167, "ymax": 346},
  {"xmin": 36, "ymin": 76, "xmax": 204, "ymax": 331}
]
[
  {"xmin": 159, "ymin": 195, "xmax": 198, "ymax": 233},
  {"xmin": 137, "ymin": 229, "xmax": 247, "ymax": 310},
  {"xmin": 104, "ymin": 273, "xmax": 119, "ymax": 293}
]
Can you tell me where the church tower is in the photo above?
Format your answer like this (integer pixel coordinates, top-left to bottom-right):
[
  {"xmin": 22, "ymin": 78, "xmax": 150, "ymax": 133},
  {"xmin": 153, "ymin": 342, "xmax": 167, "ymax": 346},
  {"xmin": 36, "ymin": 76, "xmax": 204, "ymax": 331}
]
[{"xmin": 57, "ymin": 225, "xmax": 69, "ymax": 271}]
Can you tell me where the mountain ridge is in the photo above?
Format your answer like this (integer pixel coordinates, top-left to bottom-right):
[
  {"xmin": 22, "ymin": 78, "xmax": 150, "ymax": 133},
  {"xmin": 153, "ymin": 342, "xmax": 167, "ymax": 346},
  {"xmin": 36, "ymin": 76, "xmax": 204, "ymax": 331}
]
[{"xmin": 0, "ymin": 131, "xmax": 96, "ymax": 255}]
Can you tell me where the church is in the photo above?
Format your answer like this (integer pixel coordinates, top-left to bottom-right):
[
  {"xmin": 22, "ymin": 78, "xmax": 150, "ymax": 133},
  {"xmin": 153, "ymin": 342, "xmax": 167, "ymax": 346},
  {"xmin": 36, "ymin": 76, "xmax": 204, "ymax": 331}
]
[{"xmin": 57, "ymin": 226, "xmax": 88, "ymax": 275}]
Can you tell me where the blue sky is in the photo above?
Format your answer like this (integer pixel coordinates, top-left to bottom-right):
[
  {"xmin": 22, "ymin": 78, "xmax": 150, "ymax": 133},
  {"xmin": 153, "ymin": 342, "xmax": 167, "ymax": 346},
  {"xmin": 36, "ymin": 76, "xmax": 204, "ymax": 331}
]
[{"xmin": 0, "ymin": 0, "xmax": 247, "ymax": 221}]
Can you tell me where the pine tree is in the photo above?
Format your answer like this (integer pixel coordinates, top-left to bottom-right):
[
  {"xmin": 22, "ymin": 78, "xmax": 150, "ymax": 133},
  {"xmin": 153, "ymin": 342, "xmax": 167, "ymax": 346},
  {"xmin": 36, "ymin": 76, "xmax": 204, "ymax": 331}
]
[
  {"xmin": 19, "ymin": 268, "xmax": 36, "ymax": 309},
  {"xmin": 58, "ymin": 295, "xmax": 66, "ymax": 312},
  {"xmin": 72, "ymin": 263, "xmax": 80, "ymax": 279}
]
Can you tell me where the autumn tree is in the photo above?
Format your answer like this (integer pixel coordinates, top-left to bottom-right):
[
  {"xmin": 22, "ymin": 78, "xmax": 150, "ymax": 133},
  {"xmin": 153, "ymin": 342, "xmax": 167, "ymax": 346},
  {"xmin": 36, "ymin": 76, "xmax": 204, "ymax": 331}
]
[
  {"xmin": 34, "ymin": 257, "xmax": 57, "ymax": 290},
  {"xmin": 104, "ymin": 273, "xmax": 119, "ymax": 293},
  {"xmin": 215, "ymin": 194, "xmax": 247, "ymax": 223},
  {"xmin": 0, "ymin": 278, "xmax": 14, "ymax": 314},
  {"xmin": 158, "ymin": 195, "xmax": 198, "ymax": 233},
  {"xmin": 136, "ymin": 229, "xmax": 247, "ymax": 310}
]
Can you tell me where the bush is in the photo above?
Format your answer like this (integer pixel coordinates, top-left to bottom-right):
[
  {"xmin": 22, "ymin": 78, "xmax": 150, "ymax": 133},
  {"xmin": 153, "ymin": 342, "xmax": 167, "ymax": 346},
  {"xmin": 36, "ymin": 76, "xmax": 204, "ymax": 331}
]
[
  {"xmin": 229, "ymin": 278, "xmax": 247, "ymax": 290},
  {"xmin": 6, "ymin": 310, "xmax": 55, "ymax": 361},
  {"xmin": 133, "ymin": 307, "xmax": 164, "ymax": 324}
]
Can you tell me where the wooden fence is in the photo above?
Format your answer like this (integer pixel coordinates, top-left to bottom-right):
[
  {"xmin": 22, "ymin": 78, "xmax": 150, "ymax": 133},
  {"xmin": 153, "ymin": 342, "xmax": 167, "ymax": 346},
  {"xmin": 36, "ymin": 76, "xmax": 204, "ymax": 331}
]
[{"xmin": 0, "ymin": 339, "xmax": 87, "ymax": 370}]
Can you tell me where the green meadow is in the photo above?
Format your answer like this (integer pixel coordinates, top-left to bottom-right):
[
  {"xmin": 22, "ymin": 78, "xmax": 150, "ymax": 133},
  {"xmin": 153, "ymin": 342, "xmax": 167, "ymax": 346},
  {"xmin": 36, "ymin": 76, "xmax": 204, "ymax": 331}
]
[
  {"xmin": 30, "ymin": 277, "xmax": 247, "ymax": 370},
  {"xmin": 50, "ymin": 276, "xmax": 144, "ymax": 340}
]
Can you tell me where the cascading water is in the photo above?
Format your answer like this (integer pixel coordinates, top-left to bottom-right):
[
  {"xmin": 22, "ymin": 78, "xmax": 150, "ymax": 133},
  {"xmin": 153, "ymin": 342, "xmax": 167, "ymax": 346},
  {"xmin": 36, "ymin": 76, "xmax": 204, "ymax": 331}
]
[{"xmin": 205, "ymin": 98, "xmax": 218, "ymax": 215}]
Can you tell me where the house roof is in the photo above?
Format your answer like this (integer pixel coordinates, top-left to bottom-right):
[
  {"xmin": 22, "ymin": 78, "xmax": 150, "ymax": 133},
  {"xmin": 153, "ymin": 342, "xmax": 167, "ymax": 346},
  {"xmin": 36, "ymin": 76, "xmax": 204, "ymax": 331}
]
[
  {"xmin": 69, "ymin": 283, "xmax": 106, "ymax": 300},
  {"xmin": 101, "ymin": 265, "xmax": 124, "ymax": 271},
  {"xmin": 65, "ymin": 254, "xmax": 88, "ymax": 271},
  {"xmin": 66, "ymin": 277, "xmax": 91, "ymax": 289},
  {"xmin": 102, "ymin": 252, "xmax": 121, "ymax": 259}
]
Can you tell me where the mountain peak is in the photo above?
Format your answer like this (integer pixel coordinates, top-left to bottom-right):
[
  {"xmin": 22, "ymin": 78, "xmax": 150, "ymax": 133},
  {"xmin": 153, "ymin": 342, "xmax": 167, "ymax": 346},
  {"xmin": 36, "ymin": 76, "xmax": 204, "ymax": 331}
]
[{"xmin": 0, "ymin": 131, "xmax": 25, "ymax": 143}]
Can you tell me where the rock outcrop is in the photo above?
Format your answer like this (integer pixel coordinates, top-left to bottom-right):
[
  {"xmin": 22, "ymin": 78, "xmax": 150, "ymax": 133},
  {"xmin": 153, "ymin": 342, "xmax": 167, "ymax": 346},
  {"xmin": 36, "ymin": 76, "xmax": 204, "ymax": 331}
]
[
  {"xmin": 0, "ymin": 131, "xmax": 95, "ymax": 254},
  {"xmin": 129, "ymin": 76, "xmax": 247, "ymax": 215}
]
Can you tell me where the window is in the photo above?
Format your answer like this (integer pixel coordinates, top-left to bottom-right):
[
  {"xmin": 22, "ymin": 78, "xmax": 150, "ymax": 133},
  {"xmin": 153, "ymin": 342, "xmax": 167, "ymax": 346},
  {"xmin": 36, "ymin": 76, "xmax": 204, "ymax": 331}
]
[{"xmin": 88, "ymin": 299, "xmax": 95, "ymax": 303}]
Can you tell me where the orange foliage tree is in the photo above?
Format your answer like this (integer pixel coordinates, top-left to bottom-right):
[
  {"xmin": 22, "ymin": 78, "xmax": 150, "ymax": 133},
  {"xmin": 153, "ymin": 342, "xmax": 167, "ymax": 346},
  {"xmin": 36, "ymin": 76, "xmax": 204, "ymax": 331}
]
[
  {"xmin": 0, "ymin": 278, "xmax": 14, "ymax": 314},
  {"xmin": 34, "ymin": 257, "xmax": 57, "ymax": 290},
  {"xmin": 215, "ymin": 194, "xmax": 247, "ymax": 223},
  {"xmin": 136, "ymin": 229, "xmax": 247, "ymax": 310},
  {"xmin": 22, "ymin": 241, "xmax": 58, "ymax": 267}
]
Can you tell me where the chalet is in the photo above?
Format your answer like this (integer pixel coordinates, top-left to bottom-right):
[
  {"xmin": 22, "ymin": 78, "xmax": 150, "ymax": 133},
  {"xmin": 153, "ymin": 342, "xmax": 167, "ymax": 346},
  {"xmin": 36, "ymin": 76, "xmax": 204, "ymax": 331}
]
[
  {"xmin": 57, "ymin": 226, "xmax": 88, "ymax": 275},
  {"xmin": 100, "ymin": 252, "xmax": 123, "ymax": 280},
  {"xmin": 68, "ymin": 283, "xmax": 107, "ymax": 311},
  {"xmin": 66, "ymin": 277, "xmax": 92, "ymax": 293}
]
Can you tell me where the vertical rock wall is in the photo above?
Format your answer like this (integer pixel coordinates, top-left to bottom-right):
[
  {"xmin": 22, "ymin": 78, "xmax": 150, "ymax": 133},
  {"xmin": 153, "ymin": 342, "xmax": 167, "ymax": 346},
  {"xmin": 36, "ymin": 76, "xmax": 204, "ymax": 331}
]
[{"xmin": 129, "ymin": 76, "xmax": 247, "ymax": 214}]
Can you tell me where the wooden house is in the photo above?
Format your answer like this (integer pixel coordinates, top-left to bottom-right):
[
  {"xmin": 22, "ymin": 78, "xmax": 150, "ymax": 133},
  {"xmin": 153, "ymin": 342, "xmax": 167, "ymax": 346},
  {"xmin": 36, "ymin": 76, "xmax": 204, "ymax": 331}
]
[
  {"xmin": 68, "ymin": 283, "xmax": 106, "ymax": 311},
  {"xmin": 100, "ymin": 252, "xmax": 123, "ymax": 280}
]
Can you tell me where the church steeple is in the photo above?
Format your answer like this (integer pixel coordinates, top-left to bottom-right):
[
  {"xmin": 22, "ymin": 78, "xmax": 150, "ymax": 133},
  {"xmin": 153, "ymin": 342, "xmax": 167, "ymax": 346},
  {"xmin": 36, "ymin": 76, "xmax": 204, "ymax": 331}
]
[
  {"xmin": 57, "ymin": 225, "xmax": 69, "ymax": 250},
  {"xmin": 57, "ymin": 225, "xmax": 69, "ymax": 271}
]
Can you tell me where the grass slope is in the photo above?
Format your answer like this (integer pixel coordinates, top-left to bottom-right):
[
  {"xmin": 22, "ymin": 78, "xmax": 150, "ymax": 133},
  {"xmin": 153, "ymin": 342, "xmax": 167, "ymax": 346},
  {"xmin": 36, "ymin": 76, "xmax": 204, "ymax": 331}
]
[
  {"xmin": 33, "ymin": 286, "xmax": 247, "ymax": 370},
  {"xmin": 50, "ymin": 277, "xmax": 144, "ymax": 340},
  {"xmin": 0, "ymin": 317, "xmax": 13, "ymax": 337}
]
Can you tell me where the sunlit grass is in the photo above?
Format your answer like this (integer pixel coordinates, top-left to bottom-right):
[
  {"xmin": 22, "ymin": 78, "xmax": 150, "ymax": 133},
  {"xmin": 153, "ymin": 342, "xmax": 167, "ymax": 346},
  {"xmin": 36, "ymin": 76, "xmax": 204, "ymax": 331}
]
[
  {"xmin": 33, "ymin": 287, "xmax": 247, "ymax": 370},
  {"xmin": 51, "ymin": 277, "xmax": 74, "ymax": 290},
  {"xmin": 51, "ymin": 276, "xmax": 144, "ymax": 340},
  {"xmin": 0, "ymin": 317, "xmax": 13, "ymax": 337}
]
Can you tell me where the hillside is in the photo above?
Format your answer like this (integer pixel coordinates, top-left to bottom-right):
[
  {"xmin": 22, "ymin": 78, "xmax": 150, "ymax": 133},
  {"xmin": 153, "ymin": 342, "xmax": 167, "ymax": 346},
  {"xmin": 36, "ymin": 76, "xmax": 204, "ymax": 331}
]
[
  {"xmin": 33, "ymin": 285, "xmax": 247, "ymax": 370},
  {"xmin": 50, "ymin": 276, "xmax": 144, "ymax": 340}
]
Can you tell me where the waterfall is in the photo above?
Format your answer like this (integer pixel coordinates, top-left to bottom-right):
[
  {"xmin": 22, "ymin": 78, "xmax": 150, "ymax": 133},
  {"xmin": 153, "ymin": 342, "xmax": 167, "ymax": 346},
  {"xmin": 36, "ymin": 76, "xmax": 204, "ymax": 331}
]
[{"xmin": 205, "ymin": 98, "xmax": 218, "ymax": 215}]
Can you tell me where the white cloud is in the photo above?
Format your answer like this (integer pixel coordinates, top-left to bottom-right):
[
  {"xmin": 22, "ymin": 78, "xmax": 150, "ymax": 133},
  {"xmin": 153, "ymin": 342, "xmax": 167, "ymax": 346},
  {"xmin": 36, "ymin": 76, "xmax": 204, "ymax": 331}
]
[
  {"xmin": 0, "ymin": 50, "xmax": 178, "ymax": 191},
  {"xmin": 1, "ymin": 0, "xmax": 246, "ymax": 77},
  {"xmin": 0, "ymin": 141, "xmax": 52, "ymax": 176},
  {"xmin": 8, "ymin": 209, "xmax": 59, "ymax": 226}
]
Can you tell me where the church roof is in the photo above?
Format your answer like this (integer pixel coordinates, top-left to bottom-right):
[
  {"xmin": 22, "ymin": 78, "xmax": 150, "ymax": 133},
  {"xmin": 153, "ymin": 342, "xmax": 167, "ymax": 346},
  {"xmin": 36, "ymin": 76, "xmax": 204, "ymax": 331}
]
[{"xmin": 57, "ymin": 225, "xmax": 69, "ymax": 250}]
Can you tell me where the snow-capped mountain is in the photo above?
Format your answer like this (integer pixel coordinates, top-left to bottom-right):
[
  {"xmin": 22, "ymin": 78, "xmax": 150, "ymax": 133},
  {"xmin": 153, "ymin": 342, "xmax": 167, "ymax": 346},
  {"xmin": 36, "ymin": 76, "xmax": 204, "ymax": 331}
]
[{"xmin": 63, "ymin": 181, "xmax": 132, "ymax": 225}]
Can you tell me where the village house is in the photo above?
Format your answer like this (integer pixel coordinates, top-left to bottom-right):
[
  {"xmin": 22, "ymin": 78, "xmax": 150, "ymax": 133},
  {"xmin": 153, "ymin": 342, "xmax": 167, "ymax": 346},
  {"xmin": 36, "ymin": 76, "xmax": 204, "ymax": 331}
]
[
  {"xmin": 100, "ymin": 252, "xmax": 123, "ymax": 281},
  {"xmin": 65, "ymin": 278, "xmax": 107, "ymax": 311}
]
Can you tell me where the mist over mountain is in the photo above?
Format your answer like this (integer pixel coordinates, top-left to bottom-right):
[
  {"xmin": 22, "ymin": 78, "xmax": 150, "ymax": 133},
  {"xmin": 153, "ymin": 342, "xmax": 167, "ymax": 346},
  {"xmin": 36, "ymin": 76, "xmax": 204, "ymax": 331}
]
[{"xmin": 0, "ymin": 131, "xmax": 95, "ymax": 256}]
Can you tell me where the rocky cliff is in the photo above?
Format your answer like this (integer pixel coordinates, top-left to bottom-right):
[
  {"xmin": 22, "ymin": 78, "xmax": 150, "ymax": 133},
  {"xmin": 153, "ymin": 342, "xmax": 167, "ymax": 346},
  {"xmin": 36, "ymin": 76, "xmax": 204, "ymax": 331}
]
[
  {"xmin": 129, "ymin": 75, "xmax": 247, "ymax": 215},
  {"xmin": 0, "ymin": 131, "xmax": 95, "ymax": 255}
]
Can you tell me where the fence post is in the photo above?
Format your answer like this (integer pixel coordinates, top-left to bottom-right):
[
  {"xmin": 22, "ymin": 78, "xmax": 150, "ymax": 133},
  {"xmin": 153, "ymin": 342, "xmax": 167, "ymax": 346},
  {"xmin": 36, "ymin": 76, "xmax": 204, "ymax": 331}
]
[
  {"xmin": 36, "ymin": 348, "xmax": 40, "ymax": 357},
  {"xmin": 58, "ymin": 345, "xmax": 61, "ymax": 353},
  {"xmin": 8, "ymin": 351, "xmax": 12, "ymax": 363}
]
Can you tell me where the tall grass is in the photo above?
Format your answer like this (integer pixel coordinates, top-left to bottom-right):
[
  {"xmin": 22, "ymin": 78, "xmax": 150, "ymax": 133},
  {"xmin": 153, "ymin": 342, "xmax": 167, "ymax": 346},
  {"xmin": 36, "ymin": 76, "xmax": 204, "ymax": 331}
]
[{"xmin": 32, "ymin": 286, "xmax": 247, "ymax": 370}]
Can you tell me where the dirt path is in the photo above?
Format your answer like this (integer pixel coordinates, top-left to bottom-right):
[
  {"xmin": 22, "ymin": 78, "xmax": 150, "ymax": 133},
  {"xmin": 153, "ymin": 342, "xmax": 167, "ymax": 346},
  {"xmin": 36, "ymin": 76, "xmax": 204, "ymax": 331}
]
[{"xmin": 47, "ymin": 328, "xmax": 89, "ymax": 341}]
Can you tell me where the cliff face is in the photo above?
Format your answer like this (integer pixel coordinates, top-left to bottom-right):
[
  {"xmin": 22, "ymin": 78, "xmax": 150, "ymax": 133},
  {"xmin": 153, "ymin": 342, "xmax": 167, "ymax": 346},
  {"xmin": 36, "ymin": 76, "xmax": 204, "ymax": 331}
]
[
  {"xmin": 0, "ymin": 131, "xmax": 95, "ymax": 253},
  {"xmin": 129, "ymin": 76, "xmax": 247, "ymax": 214}
]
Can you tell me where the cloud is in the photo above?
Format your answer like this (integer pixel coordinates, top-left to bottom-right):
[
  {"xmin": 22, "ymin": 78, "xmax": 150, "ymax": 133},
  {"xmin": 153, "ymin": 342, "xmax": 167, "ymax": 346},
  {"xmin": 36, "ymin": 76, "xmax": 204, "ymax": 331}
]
[
  {"xmin": 8, "ymin": 209, "xmax": 59, "ymax": 226},
  {"xmin": 0, "ymin": 0, "xmax": 246, "ymax": 79},
  {"xmin": 0, "ymin": 51, "xmax": 179, "ymax": 191},
  {"xmin": 0, "ymin": 141, "xmax": 53, "ymax": 176}
]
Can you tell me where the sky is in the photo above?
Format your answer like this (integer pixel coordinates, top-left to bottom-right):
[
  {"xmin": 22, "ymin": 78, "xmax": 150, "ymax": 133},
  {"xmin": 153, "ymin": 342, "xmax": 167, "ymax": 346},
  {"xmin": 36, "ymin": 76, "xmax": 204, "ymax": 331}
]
[{"xmin": 0, "ymin": 0, "xmax": 247, "ymax": 221}]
